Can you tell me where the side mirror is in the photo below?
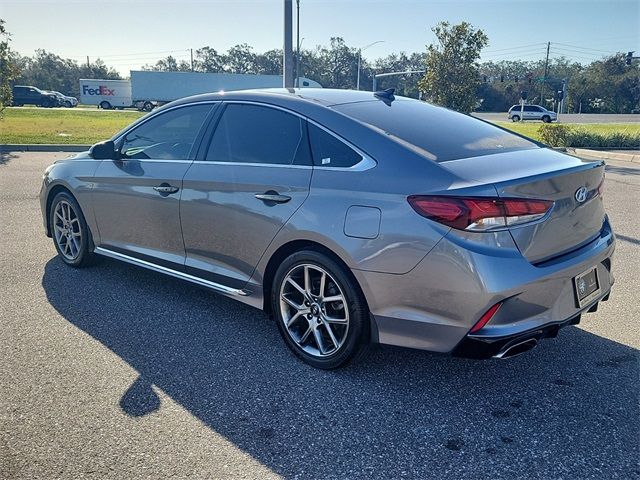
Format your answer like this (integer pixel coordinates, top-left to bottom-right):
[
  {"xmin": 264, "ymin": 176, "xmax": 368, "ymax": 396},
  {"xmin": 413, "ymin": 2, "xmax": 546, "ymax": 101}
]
[{"xmin": 90, "ymin": 140, "xmax": 117, "ymax": 160}]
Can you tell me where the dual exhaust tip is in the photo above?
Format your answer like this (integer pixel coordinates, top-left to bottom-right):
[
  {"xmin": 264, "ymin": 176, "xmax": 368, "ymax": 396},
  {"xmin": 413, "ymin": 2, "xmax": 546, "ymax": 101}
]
[{"xmin": 493, "ymin": 338, "xmax": 538, "ymax": 359}]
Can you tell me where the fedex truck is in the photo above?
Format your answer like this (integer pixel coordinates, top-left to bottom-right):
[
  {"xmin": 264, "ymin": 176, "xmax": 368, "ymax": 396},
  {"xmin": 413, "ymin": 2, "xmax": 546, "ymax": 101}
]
[
  {"xmin": 79, "ymin": 79, "xmax": 132, "ymax": 109},
  {"xmin": 130, "ymin": 71, "xmax": 322, "ymax": 111}
]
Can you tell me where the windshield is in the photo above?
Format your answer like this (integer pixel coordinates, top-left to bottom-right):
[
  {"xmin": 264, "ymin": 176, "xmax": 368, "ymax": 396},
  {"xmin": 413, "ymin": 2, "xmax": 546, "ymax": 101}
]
[{"xmin": 334, "ymin": 99, "xmax": 539, "ymax": 162}]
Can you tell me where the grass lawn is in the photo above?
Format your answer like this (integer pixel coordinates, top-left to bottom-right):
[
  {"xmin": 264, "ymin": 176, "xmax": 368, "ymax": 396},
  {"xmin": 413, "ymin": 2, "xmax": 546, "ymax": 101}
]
[
  {"xmin": 1, "ymin": 107, "xmax": 638, "ymax": 146},
  {"xmin": 0, "ymin": 108, "xmax": 144, "ymax": 144},
  {"xmin": 496, "ymin": 121, "xmax": 640, "ymax": 143}
]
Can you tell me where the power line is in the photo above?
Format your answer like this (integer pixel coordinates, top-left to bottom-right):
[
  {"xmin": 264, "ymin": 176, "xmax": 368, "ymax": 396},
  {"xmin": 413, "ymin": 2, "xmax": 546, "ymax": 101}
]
[
  {"xmin": 483, "ymin": 42, "xmax": 547, "ymax": 53},
  {"xmin": 553, "ymin": 42, "xmax": 617, "ymax": 54}
]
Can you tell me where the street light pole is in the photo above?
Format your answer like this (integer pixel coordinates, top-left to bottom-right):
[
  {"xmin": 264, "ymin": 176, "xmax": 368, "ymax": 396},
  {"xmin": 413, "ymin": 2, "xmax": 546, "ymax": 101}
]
[{"xmin": 356, "ymin": 40, "xmax": 384, "ymax": 90}]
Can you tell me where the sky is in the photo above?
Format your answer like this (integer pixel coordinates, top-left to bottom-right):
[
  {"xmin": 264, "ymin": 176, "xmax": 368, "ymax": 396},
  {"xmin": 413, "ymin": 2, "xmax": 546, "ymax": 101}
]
[{"xmin": 2, "ymin": 0, "xmax": 639, "ymax": 76}]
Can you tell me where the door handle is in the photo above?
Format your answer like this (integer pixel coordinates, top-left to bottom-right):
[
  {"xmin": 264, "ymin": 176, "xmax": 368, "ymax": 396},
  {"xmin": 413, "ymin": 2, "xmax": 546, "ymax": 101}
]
[
  {"xmin": 254, "ymin": 192, "xmax": 291, "ymax": 204},
  {"xmin": 153, "ymin": 184, "xmax": 179, "ymax": 194}
]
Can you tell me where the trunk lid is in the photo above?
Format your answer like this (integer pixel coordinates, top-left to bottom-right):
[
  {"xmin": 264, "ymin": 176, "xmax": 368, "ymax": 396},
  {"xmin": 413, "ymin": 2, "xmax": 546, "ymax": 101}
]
[{"xmin": 441, "ymin": 148, "xmax": 606, "ymax": 263}]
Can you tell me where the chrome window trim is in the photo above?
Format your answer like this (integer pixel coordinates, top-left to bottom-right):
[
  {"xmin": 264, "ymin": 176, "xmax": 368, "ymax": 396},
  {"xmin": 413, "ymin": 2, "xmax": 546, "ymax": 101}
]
[{"xmin": 94, "ymin": 247, "xmax": 248, "ymax": 297}]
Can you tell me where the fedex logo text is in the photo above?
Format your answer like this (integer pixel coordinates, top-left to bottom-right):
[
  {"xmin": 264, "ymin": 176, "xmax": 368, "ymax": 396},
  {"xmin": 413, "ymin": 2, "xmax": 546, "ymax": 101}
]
[{"xmin": 82, "ymin": 85, "xmax": 115, "ymax": 96}]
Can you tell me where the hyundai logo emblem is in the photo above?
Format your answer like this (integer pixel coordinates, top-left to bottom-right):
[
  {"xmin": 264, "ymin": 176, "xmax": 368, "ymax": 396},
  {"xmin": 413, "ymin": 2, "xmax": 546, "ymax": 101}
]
[{"xmin": 575, "ymin": 186, "xmax": 588, "ymax": 203}]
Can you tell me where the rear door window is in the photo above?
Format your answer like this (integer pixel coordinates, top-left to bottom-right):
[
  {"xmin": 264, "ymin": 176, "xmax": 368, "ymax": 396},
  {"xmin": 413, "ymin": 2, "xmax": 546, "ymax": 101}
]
[{"xmin": 205, "ymin": 103, "xmax": 310, "ymax": 165}]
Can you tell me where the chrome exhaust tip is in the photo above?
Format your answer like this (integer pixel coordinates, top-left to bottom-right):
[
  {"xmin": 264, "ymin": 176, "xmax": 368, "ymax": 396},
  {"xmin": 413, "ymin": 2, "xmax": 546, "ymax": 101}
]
[{"xmin": 493, "ymin": 338, "xmax": 538, "ymax": 359}]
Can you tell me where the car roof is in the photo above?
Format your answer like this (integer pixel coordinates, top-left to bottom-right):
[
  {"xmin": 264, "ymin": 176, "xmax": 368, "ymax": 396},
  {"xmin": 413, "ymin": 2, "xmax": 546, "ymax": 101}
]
[{"xmin": 170, "ymin": 88, "xmax": 401, "ymax": 108}]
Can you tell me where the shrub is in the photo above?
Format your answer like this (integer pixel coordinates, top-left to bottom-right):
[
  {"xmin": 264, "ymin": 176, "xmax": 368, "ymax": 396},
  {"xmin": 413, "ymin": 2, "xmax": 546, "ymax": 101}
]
[
  {"xmin": 537, "ymin": 124, "xmax": 572, "ymax": 146},
  {"xmin": 537, "ymin": 124, "xmax": 640, "ymax": 148}
]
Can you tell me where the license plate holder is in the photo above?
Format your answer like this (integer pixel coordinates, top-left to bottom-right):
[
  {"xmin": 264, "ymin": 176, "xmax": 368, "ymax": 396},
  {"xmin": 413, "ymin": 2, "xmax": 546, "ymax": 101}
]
[{"xmin": 573, "ymin": 266, "xmax": 601, "ymax": 308}]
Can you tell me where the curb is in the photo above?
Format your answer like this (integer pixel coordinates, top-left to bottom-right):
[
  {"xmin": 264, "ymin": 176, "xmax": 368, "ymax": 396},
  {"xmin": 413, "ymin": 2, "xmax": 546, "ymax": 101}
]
[
  {"xmin": 570, "ymin": 148, "xmax": 639, "ymax": 163},
  {"xmin": 0, "ymin": 144, "xmax": 91, "ymax": 152}
]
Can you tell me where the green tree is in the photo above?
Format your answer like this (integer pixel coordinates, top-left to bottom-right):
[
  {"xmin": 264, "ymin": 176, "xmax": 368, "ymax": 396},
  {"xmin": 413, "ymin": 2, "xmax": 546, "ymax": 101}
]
[
  {"xmin": 0, "ymin": 19, "xmax": 20, "ymax": 112},
  {"xmin": 418, "ymin": 21, "xmax": 488, "ymax": 113},
  {"xmin": 143, "ymin": 55, "xmax": 191, "ymax": 72},
  {"xmin": 194, "ymin": 46, "xmax": 224, "ymax": 73}
]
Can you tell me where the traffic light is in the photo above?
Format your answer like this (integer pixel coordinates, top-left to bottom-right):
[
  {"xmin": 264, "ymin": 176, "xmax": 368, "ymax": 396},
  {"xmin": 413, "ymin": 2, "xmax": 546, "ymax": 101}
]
[
  {"xmin": 627, "ymin": 51, "xmax": 634, "ymax": 66},
  {"xmin": 500, "ymin": 75, "xmax": 504, "ymax": 82}
]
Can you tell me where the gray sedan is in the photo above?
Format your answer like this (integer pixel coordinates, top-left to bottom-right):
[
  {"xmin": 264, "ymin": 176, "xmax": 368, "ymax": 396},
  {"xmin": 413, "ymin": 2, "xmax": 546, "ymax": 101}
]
[{"xmin": 39, "ymin": 89, "xmax": 615, "ymax": 369}]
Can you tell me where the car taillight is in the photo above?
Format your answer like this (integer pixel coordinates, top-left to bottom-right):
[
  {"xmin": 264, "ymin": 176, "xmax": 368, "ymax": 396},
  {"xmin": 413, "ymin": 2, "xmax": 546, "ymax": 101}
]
[{"xmin": 407, "ymin": 195, "xmax": 553, "ymax": 231}]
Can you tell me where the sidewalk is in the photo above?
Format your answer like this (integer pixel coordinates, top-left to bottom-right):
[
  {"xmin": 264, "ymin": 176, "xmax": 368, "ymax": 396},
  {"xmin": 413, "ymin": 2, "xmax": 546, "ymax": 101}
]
[{"xmin": 569, "ymin": 148, "xmax": 639, "ymax": 163}]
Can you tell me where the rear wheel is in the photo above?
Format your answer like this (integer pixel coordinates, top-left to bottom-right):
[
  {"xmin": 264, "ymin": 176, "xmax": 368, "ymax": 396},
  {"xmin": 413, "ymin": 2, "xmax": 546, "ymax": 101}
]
[
  {"xmin": 100, "ymin": 101, "xmax": 112, "ymax": 110},
  {"xmin": 271, "ymin": 250, "xmax": 369, "ymax": 369},
  {"xmin": 50, "ymin": 192, "xmax": 93, "ymax": 268}
]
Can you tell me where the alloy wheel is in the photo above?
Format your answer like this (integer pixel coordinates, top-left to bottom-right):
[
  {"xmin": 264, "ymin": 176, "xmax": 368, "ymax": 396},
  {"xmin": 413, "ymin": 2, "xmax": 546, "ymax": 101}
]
[
  {"xmin": 53, "ymin": 200, "xmax": 82, "ymax": 261},
  {"xmin": 279, "ymin": 263, "xmax": 350, "ymax": 358}
]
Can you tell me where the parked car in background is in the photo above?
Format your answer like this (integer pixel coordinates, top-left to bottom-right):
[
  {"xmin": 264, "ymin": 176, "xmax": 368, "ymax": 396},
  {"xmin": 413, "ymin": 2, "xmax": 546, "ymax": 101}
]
[
  {"xmin": 39, "ymin": 89, "xmax": 614, "ymax": 369},
  {"xmin": 11, "ymin": 85, "xmax": 59, "ymax": 107},
  {"xmin": 508, "ymin": 104, "xmax": 557, "ymax": 122},
  {"xmin": 47, "ymin": 91, "xmax": 78, "ymax": 108}
]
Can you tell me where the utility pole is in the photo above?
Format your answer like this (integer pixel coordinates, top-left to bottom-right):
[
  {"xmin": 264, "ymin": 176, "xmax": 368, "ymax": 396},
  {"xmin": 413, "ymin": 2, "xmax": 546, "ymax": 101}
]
[
  {"xmin": 283, "ymin": 0, "xmax": 294, "ymax": 88},
  {"xmin": 190, "ymin": 48, "xmax": 194, "ymax": 71},
  {"xmin": 295, "ymin": 0, "xmax": 300, "ymax": 88},
  {"xmin": 86, "ymin": 56, "xmax": 90, "ymax": 69},
  {"xmin": 541, "ymin": 41, "xmax": 550, "ymax": 106}
]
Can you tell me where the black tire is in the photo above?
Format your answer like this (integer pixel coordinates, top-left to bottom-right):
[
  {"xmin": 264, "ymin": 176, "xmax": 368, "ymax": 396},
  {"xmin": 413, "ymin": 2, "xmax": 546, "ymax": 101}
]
[
  {"xmin": 143, "ymin": 101, "xmax": 154, "ymax": 112},
  {"xmin": 100, "ymin": 101, "xmax": 112, "ymax": 110},
  {"xmin": 542, "ymin": 115, "xmax": 551, "ymax": 123},
  {"xmin": 49, "ymin": 192, "xmax": 94, "ymax": 268},
  {"xmin": 63, "ymin": 101, "xmax": 72, "ymax": 108},
  {"xmin": 271, "ymin": 249, "xmax": 369, "ymax": 369},
  {"xmin": 511, "ymin": 115, "xmax": 520, "ymax": 122}
]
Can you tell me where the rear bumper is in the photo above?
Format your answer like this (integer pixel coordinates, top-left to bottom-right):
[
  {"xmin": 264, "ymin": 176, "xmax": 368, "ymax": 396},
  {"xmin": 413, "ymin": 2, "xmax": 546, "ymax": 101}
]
[
  {"xmin": 452, "ymin": 290, "xmax": 610, "ymax": 359},
  {"xmin": 355, "ymin": 217, "xmax": 615, "ymax": 355}
]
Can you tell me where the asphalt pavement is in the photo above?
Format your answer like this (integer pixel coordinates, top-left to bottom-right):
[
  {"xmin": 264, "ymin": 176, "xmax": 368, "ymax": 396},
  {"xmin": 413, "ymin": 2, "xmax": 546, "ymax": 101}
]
[
  {"xmin": 473, "ymin": 112, "xmax": 640, "ymax": 124},
  {"xmin": 1, "ymin": 152, "xmax": 638, "ymax": 479}
]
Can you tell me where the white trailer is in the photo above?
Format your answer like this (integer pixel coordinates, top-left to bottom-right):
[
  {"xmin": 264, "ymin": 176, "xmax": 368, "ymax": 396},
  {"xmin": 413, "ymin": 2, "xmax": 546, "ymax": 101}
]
[
  {"xmin": 130, "ymin": 71, "xmax": 322, "ymax": 111},
  {"xmin": 79, "ymin": 79, "xmax": 132, "ymax": 109}
]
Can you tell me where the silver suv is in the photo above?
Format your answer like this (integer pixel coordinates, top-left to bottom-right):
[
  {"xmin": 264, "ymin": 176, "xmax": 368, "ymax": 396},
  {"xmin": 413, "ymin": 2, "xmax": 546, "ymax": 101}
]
[{"xmin": 508, "ymin": 104, "xmax": 557, "ymax": 122}]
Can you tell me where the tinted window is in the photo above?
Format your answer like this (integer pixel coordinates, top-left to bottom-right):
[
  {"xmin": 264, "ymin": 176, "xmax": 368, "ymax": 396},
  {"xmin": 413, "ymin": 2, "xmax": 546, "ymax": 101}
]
[
  {"xmin": 308, "ymin": 123, "xmax": 362, "ymax": 168},
  {"xmin": 334, "ymin": 99, "xmax": 538, "ymax": 163},
  {"xmin": 121, "ymin": 104, "xmax": 212, "ymax": 160},
  {"xmin": 206, "ymin": 104, "xmax": 308, "ymax": 165}
]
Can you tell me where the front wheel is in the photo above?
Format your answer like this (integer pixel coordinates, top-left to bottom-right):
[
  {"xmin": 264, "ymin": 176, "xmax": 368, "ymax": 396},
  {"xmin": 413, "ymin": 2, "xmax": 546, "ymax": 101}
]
[
  {"xmin": 542, "ymin": 115, "xmax": 551, "ymax": 123},
  {"xmin": 50, "ymin": 192, "xmax": 93, "ymax": 267},
  {"xmin": 271, "ymin": 250, "xmax": 369, "ymax": 369},
  {"xmin": 143, "ymin": 101, "xmax": 154, "ymax": 112},
  {"xmin": 511, "ymin": 115, "xmax": 520, "ymax": 122}
]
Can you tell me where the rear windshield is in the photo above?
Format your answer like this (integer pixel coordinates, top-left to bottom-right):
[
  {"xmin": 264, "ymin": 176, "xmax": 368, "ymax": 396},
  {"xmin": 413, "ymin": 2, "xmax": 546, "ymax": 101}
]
[{"xmin": 333, "ymin": 99, "xmax": 538, "ymax": 162}]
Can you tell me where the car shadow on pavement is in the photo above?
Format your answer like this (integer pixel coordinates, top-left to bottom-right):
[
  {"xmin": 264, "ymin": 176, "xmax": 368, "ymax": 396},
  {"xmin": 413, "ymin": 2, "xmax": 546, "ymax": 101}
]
[
  {"xmin": 41, "ymin": 256, "xmax": 639, "ymax": 478},
  {"xmin": 0, "ymin": 152, "xmax": 19, "ymax": 166}
]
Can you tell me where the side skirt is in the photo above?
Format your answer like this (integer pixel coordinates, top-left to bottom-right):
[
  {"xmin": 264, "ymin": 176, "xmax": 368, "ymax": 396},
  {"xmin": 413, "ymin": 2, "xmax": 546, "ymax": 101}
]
[{"xmin": 94, "ymin": 247, "xmax": 251, "ymax": 299}]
